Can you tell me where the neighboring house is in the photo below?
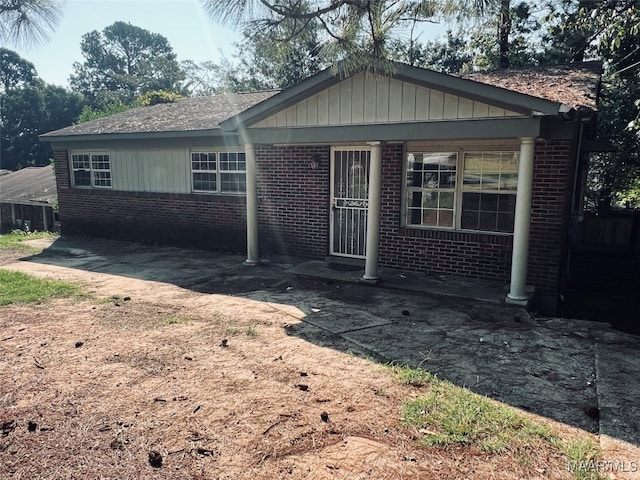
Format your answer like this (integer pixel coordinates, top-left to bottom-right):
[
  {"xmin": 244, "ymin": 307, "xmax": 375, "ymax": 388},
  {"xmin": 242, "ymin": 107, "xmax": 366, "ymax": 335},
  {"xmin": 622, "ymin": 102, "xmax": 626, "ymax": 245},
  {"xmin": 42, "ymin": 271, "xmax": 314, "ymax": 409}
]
[
  {"xmin": 0, "ymin": 166, "xmax": 58, "ymax": 233},
  {"xmin": 40, "ymin": 62, "xmax": 602, "ymax": 314}
]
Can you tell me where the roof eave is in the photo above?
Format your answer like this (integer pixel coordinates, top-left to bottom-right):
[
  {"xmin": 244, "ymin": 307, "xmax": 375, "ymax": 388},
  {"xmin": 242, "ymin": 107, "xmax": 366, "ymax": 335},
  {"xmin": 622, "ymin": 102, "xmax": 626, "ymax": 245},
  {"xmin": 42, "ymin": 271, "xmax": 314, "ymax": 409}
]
[
  {"xmin": 220, "ymin": 67, "xmax": 340, "ymax": 131},
  {"xmin": 40, "ymin": 128, "xmax": 233, "ymax": 143}
]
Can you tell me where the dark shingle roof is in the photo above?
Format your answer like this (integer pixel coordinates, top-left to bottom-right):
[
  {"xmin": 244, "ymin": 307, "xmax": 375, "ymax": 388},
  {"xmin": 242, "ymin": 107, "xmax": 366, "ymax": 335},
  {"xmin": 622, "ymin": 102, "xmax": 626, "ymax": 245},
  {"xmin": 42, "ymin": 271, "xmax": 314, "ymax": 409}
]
[
  {"xmin": 41, "ymin": 91, "xmax": 279, "ymax": 138},
  {"xmin": 0, "ymin": 166, "xmax": 57, "ymax": 204},
  {"xmin": 461, "ymin": 61, "xmax": 602, "ymax": 111}
]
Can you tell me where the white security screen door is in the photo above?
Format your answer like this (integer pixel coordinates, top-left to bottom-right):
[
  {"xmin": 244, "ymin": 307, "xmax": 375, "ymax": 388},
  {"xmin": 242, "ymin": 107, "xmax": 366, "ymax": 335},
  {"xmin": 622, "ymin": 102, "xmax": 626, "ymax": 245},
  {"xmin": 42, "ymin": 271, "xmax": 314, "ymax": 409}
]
[{"xmin": 330, "ymin": 148, "xmax": 371, "ymax": 258}]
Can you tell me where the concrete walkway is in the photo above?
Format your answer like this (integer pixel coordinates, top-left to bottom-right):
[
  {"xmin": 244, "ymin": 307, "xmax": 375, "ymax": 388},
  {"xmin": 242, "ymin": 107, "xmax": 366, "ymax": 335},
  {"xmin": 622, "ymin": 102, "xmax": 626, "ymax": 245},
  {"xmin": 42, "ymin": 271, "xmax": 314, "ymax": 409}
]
[
  {"xmin": 11, "ymin": 237, "xmax": 640, "ymax": 460},
  {"xmin": 287, "ymin": 258, "xmax": 640, "ymax": 448}
]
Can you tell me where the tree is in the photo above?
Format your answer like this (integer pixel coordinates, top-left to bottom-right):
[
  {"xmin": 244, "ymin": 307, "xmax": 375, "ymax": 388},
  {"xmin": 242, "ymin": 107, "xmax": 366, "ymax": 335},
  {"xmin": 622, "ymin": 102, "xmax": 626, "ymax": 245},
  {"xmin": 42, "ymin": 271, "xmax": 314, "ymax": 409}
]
[
  {"xmin": 566, "ymin": 0, "xmax": 640, "ymax": 210},
  {"xmin": 182, "ymin": 13, "xmax": 325, "ymax": 95},
  {"xmin": 0, "ymin": 47, "xmax": 40, "ymax": 91},
  {"xmin": 202, "ymin": 0, "xmax": 439, "ymax": 75},
  {"xmin": 234, "ymin": 21, "xmax": 325, "ymax": 89},
  {"xmin": 0, "ymin": 50, "xmax": 83, "ymax": 170},
  {"xmin": 388, "ymin": 31, "xmax": 473, "ymax": 72},
  {"xmin": 0, "ymin": 0, "xmax": 63, "ymax": 46},
  {"xmin": 181, "ymin": 60, "xmax": 224, "ymax": 96},
  {"xmin": 1, "ymin": 84, "xmax": 83, "ymax": 170},
  {"xmin": 70, "ymin": 21, "xmax": 185, "ymax": 108}
]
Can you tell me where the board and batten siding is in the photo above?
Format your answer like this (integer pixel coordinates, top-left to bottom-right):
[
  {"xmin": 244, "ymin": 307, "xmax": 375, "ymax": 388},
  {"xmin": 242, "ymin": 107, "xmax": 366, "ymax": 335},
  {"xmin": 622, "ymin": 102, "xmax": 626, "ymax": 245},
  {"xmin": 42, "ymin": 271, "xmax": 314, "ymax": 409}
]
[
  {"xmin": 254, "ymin": 73, "xmax": 523, "ymax": 128},
  {"xmin": 110, "ymin": 147, "xmax": 191, "ymax": 193}
]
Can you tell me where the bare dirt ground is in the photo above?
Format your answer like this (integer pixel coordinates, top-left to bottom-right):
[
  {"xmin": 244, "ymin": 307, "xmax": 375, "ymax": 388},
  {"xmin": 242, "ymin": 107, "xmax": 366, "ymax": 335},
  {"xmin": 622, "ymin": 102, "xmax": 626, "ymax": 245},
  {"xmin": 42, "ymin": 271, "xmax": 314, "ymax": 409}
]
[{"xmin": 0, "ymin": 245, "xmax": 616, "ymax": 479}]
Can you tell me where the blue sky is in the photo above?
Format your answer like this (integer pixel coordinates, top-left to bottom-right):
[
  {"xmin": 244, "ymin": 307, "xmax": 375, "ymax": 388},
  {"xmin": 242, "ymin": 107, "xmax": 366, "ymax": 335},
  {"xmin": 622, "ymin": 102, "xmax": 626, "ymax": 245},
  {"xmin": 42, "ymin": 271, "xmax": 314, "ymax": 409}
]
[
  {"xmin": 10, "ymin": 0, "xmax": 241, "ymax": 87},
  {"xmin": 8, "ymin": 0, "xmax": 447, "ymax": 88}
]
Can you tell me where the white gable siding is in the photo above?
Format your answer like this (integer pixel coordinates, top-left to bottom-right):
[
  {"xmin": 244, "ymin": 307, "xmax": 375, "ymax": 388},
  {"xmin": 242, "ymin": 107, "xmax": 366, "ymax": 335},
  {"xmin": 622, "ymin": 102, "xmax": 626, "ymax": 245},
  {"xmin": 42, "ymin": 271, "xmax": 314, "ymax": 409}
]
[
  {"xmin": 254, "ymin": 72, "xmax": 523, "ymax": 128},
  {"xmin": 110, "ymin": 147, "xmax": 190, "ymax": 193}
]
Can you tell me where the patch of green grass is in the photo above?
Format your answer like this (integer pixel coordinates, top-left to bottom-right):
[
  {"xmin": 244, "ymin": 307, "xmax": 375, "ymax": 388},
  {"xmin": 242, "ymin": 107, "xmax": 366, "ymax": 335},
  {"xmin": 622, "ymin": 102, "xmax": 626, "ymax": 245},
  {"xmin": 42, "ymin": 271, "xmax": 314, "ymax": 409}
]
[
  {"xmin": 0, "ymin": 231, "xmax": 57, "ymax": 252},
  {"xmin": 402, "ymin": 377, "xmax": 555, "ymax": 453},
  {"xmin": 225, "ymin": 325, "xmax": 259, "ymax": 337},
  {"xmin": 0, "ymin": 269, "xmax": 82, "ymax": 306},
  {"xmin": 393, "ymin": 365, "xmax": 602, "ymax": 479},
  {"xmin": 388, "ymin": 364, "xmax": 438, "ymax": 387},
  {"xmin": 561, "ymin": 437, "xmax": 605, "ymax": 480},
  {"xmin": 164, "ymin": 315, "xmax": 195, "ymax": 325}
]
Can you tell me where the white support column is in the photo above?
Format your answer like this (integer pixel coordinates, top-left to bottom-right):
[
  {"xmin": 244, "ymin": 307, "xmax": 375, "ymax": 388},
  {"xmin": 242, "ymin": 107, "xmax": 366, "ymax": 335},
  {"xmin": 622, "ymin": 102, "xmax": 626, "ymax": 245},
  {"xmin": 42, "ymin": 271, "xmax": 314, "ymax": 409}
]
[
  {"xmin": 244, "ymin": 143, "xmax": 259, "ymax": 265},
  {"xmin": 362, "ymin": 142, "xmax": 383, "ymax": 282},
  {"xmin": 42, "ymin": 205, "xmax": 49, "ymax": 232},
  {"xmin": 11, "ymin": 204, "xmax": 16, "ymax": 227},
  {"xmin": 506, "ymin": 137, "xmax": 536, "ymax": 305}
]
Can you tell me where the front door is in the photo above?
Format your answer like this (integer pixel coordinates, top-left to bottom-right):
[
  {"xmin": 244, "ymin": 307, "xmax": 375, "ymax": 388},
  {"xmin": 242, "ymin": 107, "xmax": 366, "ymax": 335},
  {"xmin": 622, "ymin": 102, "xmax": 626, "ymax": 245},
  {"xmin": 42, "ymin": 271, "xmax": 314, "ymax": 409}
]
[{"xmin": 330, "ymin": 148, "xmax": 371, "ymax": 258}]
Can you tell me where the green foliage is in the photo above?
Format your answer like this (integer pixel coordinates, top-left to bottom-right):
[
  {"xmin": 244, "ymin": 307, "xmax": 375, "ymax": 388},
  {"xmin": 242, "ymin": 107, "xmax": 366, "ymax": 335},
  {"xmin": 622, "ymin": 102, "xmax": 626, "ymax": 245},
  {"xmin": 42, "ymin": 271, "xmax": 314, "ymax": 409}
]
[
  {"xmin": 77, "ymin": 101, "xmax": 133, "ymax": 123},
  {"xmin": 70, "ymin": 21, "xmax": 185, "ymax": 108},
  {"xmin": 562, "ymin": 437, "xmax": 604, "ymax": 480},
  {"xmin": 137, "ymin": 90, "xmax": 182, "ymax": 106},
  {"xmin": 1, "ymin": 76, "xmax": 84, "ymax": 170},
  {"xmin": 180, "ymin": 60, "xmax": 223, "ymax": 96},
  {"xmin": 0, "ymin": 47, "xmax": 40, "ymax": 91},
  {"xmin": 184, "ymin": 7, "xmax": 325, "ymax": 95},
  {"xmin": 224, "ymin": 325, "xmax": 259, "ymax": 337},
  {"xmin": 0, "ymin": 0, "xmax": 63, "ymax": 46},
  {"xmin": 0, "ymin": 231, "xmax": 57, "ymax": 252},
  {"xmin": 234, "ymin": 22, "xmax": 325, "ymax": 90},
  {"xmin": 388, "ymin": 365, "xmax": 438, "ymax": 387},
  {"xmin": 76, "ymin": 90, "xmax": 183, "ymax": 124},
  {"xmin": 164, "ymin": 315, "xmax": 194, "ymax": 325},
  {"xmin": 0, "ymin": 269, "xmax": 81, "ymax": 306},
  {"xmin": 577, "ymin": 1, "xmax": 640, "ymax": 210},
  {"xmin": 203, "ymin": 0, "xmax": 438, "ymax": 77},
  {"xmin": 402, "ymin": 378, "xmax": 555, "ymax": 452}
]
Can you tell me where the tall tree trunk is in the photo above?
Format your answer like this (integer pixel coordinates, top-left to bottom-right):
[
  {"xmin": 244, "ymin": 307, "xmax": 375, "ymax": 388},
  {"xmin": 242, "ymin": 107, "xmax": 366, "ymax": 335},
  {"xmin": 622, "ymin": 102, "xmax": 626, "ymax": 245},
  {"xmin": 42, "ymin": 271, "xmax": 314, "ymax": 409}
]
[{"xmin": 497, "ymin": 0, "xmax": 511, "ymax": 68}]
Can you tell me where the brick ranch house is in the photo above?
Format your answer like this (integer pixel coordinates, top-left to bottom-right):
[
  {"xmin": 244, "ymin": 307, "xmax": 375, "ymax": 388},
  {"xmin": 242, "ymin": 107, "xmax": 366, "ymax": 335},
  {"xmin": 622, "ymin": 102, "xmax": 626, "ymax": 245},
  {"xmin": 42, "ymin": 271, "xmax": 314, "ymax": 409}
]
[{"xmin": 40, "ymin": 62, "xmax": 602, "ymax": 314}]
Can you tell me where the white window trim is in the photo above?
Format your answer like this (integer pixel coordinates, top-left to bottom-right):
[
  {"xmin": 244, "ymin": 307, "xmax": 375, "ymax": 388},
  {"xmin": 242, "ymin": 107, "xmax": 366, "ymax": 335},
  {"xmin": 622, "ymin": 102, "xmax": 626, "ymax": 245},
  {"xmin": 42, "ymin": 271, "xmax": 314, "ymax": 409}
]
[
  {"xmin": 190, "ymin": 149, "xmax": 247, "ymax": 195},
  {"xmin": 402, "ymin": 146, "xmax": 519, "ymax": 235},
  {"xmin": 69, "ymin": 150, "xmax": 112, "ymax": 189}
]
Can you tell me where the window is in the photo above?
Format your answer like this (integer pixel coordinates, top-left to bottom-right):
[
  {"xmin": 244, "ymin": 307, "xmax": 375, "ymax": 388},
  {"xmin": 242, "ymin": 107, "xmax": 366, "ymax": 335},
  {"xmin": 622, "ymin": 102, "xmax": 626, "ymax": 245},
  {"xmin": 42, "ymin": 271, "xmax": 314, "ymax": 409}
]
[
  {"xmin": 461, "ymin": 151, "xmax": 518, "ymax": 233},
  {"xmin": 192, "ymin": 152, "xmax": 218, "ymax": 192},
  {"xmin": 404, "ymin": 149, "xmax": 519, "ymax": 234},
  {"xmin": 406, "ymin": 152, "xmax": 457, "ymax": 228},
  {"xmin": 191, "ymin": 150, "xmax": 246, "ymax": 194},
  {"xmin": 71, "ymin": 152, "xmax": 111, "ymax": 188}
]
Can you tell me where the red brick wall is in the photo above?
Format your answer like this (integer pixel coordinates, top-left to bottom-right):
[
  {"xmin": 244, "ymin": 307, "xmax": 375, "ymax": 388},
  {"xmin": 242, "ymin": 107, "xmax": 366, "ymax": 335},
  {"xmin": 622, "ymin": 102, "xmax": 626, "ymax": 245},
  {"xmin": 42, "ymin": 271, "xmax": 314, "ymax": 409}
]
[
  {"xmin": 529, "ymin": 139, "xmax": 574, "ymax": 298},
  {"xmin": 374, "ymin": 141, "xmax": 573, "ymax": 303},
  {"xmin": 54, "ymin": 139, "xmax": 573, "ymax": 302},
  {"xmin": 54, "ymin": 150, "xmax": 248, "ymax": 251},
  {"xmin": 256, "ymin": 145, "xmax": 330, "ymax": 257},
  {"xmin": 377, "ymin": 143, "xmax": 514, "ymax": 282}
]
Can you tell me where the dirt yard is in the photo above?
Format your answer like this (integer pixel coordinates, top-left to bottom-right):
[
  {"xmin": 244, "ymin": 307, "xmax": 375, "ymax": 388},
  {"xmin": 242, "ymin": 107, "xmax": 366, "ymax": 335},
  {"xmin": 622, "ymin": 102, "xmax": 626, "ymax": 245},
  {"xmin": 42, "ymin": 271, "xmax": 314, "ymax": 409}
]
[{"xmin": 0, "ymin": 244, "xmax": 616, "ymax": 479}]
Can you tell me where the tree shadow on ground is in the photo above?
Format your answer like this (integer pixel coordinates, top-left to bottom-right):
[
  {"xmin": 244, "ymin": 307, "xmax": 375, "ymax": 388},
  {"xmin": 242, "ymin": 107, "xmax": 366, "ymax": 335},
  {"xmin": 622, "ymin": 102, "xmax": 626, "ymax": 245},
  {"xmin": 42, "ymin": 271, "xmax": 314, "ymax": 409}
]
[{"xmin": 19, "ymin": 235, "xmax": 640, "ymax": 447}]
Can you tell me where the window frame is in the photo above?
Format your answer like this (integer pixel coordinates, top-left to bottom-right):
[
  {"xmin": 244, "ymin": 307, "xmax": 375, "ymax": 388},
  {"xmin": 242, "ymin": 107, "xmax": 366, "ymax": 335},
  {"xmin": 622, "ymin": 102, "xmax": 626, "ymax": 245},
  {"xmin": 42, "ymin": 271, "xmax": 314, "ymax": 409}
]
[
  {"xmin": 402, "ymin": 145, "xmax": 520, "ymax": 235},
  {"xmin": 190, "ymin": 149, "xmax": 247, "ymax": 195},
  {"xmin": 70, "ymin": 150, "xmax": 112, "ymax": 189}
]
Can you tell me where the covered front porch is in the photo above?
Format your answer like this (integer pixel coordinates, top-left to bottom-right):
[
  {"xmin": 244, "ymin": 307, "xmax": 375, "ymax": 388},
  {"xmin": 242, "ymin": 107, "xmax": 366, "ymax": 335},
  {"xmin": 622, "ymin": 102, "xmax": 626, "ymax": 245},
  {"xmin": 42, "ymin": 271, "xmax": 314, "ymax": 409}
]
[{"xmin": 240, "ymin": 136, "xmax": 537, "ymax": 306}]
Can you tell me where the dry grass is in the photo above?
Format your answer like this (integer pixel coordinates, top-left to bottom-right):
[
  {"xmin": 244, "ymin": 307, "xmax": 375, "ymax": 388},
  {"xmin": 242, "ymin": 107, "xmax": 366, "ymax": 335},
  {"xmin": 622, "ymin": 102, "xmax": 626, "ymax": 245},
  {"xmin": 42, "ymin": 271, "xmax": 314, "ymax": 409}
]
[{"xmin": 0, "ymin": 295, "xmax": 603, "ymax": 480}]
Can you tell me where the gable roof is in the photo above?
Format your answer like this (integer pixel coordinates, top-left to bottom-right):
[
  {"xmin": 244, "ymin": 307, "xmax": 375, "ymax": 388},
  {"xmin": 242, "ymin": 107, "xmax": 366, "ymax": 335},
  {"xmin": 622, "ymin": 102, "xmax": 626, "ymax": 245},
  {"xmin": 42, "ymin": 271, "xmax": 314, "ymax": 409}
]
[
  {"xmin": 40, "ymin": 62, "xmax": 601, "ymax": 142},
  {"xmin": 40, "ymin": 91, "xmax": 279, "ymax": 140},
  {"xmin": 220, "ymin": 62, "xmax": 600, "ymax": 131},
  {"xmin": 0, "ymin": 166, "xmax": 57, "ymax": 205},
  {"xmin": 461, "ymin": 61, "xmax": 602, "ymax": 112}
]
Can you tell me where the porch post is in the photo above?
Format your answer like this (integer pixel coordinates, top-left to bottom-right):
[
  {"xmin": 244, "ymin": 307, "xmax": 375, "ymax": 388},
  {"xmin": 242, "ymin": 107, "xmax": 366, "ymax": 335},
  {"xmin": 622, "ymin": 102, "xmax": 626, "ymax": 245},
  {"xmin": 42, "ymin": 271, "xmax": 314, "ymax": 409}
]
[
  {"xmin": 362, "ymin": 142, "xmax": 383, "ymax": 282},
  {"xmin": 11, "ymin": 204, "xmax": 16, "ymax": 227},
  {"xmin": 244, "ymin": 143, "xmax": 259, "ymax": 265},
  {"xmin": 506, "ymin": 137, "xmax": 535, "ymax": 305},
  {"xmin": 43, "ymin": 205, "xmax": 49, "ymax": 231}
]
